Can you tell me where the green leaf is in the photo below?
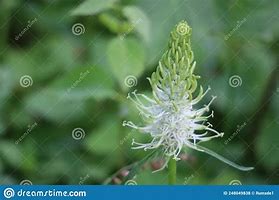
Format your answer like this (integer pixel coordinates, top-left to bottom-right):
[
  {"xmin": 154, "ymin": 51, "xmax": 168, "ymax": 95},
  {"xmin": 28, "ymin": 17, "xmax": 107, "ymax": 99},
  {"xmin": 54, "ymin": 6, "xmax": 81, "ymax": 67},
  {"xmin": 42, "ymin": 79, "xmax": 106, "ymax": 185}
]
[
  {"xmin": 6, "ymin": 36, "xmax": 81, "ymax": 83},
  {"xmin": 135, "ymin": 169, "xmax": 168, "ymax": 185},
  {"xmin": 229, "ymin": 0, "xmax": 279, "ymax": 42},
  {"xmin": 107, "ymin": 37, "xmax": 145, "ymax": 91},
  {"xmin": 0, "ymin": 0, "xmax": 19, "ymax": 54},
  {"xmin": 20, "ymin": 141, "xmax": 38, "ymax": 172},
  {"xmin": 71, "ymin": 0, "xmax": 116, "ymax": 16},
  {"xmin": 256, "ymin": 113, "xmax": 279, "ymax": 170},
  {"xmin": 24, "ymin": 66, "xmax": 115, "ymax": 122},
  {"xmin": 50, "ymin": 66, "xmax": 115, "ymax": 101},
  {"xmin": 0, "ymin": 175, "xmax": 16, "ymax": 185},
  {"xmin": 123, "ymin": 150, "xmax": 160, "ymax": 182},
  {"xmin": 84, "ymin": 118, "xmax": 119, "ymax": 155},
  {"xmin": 24, "ymin": 89, "xmax": 88, "ymax": 123},
  {"xmin": 0, "ymin": 67, "xmax": 14, "ymax": 103},
  {"xmin": 0, "ymin": 141, "xmax": 22, "ymax": 167},
  {"xmin": 123, "ymin": 6, "xmax": 150, "ymax": 43},
  {"xmin": 98, "ymin": 12, "xmax": 131, "ymax": 34},
  {"xmin": 211, "ymin": 42, "xmax": 275, "ymax": 114}
]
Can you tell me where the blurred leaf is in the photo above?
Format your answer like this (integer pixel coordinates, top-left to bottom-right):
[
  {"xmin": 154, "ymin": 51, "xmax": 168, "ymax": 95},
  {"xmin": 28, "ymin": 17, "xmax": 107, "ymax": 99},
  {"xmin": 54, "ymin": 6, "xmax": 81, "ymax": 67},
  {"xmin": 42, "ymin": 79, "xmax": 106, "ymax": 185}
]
[
  {"xmin": 107, "ymin": 37, "xmax": 145, "ymax": 91},
  {"xmin": 123, "ymin": 5, "xmax": 150, "ymax": 43},
  {"xmin": 0, "ymin": 0, "xmax": 19, "ymax": 53},
  {"xmin": 256, "ymin": 113, "xmax": 279, "ymax": 170},
  {"xmin": 0, "ymin": 0, "xmax": 18, "ymax": 10},
  {"xmin": 0, "ymin": 158, "xmax": 3, "ymax": 172},
  {"xmin": 50, "ymin": 66, "xmax": 115, "ymax": 100},
  {"xmin": 99, "ymin": 12, "xmax": 131, "ymax": 34},
  {"xmin": 84, "ymin": 117, "xmax": 119, "ymax": 155},
  {"xmin": 24, "ymin": 66, "xmax": 115, "ymax": 122},
  {"xmin": 0, "ymin": 66, "xmax": 14, "ymax": 102},
  {"xmin": 9, "ymin": 106, "xmax": 34, "ymax": 128},
  {"xmin": 6, "ymin": 36, "xmax": 81, "ymax": 84},
  {"xmin": 0, "ymin": 119, "xmax": 5, "ymax": 135},
  {"xmin": 89, "ymin": 35, "xmax": 110, "ymax": 67},
  {"xmin": 272, "ymin": 89, "xmax": 279, "ymax": 123},
  {"xmin": 0, "ymin": 141, "xmax": 22, "ymax": 167},
  {"xmin": 20, "ymin": 140, "xmax": 38, "ymax": 172},
  {"xmin": 24, "ymin": 90, "xmax": 87, "ymax": 123},
  {"xmin": 211, "ymin": 42, "xmax": 275, "ymax": 114},
  {"xmin": 0, "ymin": 175, "xmax": 16, "ymax": 185},
  {"xmin": 124, "ymin": 150, "xmax": 159, "ymax": 182},
  {"xmin": 232, "ymin": 0, "xmax": 279, "ymax": 42},
  {"xmin": 71, "ymin": 0, "xmax": 116, "ymax": 16},
  {"xmin": 136, "ymin": 169, "xmax": 167, "ymax": 185},
  {"xmin": 87, "ymin": 165, "xmax": 110, "ymax": 181},
  {"xmin": 210, "ymin": 169, "xmax": 240, "ymax": 185}
]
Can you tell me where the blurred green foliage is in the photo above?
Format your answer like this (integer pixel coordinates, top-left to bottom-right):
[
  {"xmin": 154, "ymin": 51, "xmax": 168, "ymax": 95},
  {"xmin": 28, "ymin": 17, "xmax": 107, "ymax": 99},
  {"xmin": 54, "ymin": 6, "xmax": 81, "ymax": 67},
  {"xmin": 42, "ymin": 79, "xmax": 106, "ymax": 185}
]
[{"xmin": 0, "ymin": 0, "xmax": 278, "ymax": 185}]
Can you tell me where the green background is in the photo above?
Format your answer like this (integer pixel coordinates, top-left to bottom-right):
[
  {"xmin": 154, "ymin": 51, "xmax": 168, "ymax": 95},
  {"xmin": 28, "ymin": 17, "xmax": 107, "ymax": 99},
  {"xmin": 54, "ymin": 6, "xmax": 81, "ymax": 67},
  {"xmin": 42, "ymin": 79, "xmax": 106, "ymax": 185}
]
[{"xmin": 0, "ymin": 0, "xmax": 278, "ymax": 185}]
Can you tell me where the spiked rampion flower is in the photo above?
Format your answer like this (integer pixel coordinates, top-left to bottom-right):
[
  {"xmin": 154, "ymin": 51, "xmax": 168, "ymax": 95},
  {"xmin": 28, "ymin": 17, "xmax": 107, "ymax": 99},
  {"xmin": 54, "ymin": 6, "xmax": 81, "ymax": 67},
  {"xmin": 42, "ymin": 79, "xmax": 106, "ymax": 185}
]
[{"xmin": 123, "ymin": 21, "xmax": 253, "ymax": 171}]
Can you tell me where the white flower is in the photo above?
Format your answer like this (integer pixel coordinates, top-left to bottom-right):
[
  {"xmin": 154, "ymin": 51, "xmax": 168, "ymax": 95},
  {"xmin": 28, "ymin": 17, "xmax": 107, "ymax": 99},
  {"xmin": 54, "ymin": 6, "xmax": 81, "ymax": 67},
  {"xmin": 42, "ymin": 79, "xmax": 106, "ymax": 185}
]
[
  {"xmin": 123, "ymin": 21, "xmax": 253, "ymax": 171},
  {"xmin": 123, "ymin": 87, "xmax": 222, "ymax": 161}
]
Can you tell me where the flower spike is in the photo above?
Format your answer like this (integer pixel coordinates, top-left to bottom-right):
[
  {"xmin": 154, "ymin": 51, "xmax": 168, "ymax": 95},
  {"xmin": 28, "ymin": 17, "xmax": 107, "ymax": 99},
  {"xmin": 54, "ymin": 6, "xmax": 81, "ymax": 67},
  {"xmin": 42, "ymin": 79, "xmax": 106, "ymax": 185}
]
[{"xmin": 123, "ymin": 21, "xmax": 253, "ymax": 171}]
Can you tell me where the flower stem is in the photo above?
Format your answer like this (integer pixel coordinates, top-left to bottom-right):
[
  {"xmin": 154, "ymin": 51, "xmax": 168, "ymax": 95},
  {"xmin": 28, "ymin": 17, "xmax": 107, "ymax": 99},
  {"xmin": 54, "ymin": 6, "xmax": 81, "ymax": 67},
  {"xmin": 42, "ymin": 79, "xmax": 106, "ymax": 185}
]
[{"xmin": 168, "ymin": 158, "xmax": 176, "ymax": 185}]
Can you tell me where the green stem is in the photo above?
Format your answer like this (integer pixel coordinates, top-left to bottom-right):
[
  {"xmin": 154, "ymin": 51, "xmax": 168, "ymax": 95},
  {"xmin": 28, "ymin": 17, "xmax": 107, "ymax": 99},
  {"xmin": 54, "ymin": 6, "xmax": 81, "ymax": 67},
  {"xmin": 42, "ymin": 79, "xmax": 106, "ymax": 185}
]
[{"xmin": 168, "ymin": 158, "xmax": 176, "ymax": 185}]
